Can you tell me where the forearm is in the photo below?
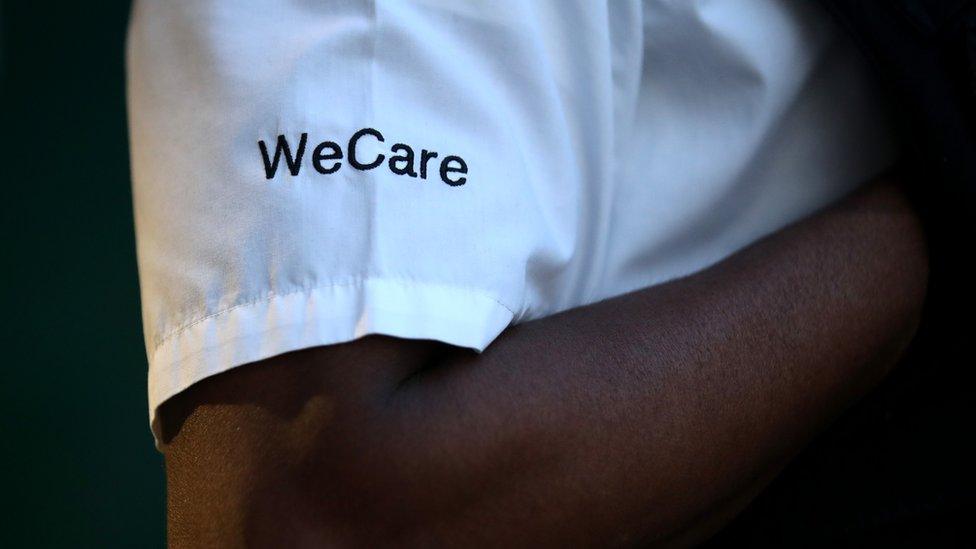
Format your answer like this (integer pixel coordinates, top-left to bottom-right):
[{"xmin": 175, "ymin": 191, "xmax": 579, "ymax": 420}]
[
  {"xmin": 381, "ymin": 177, "xmax": 926, "ymax": 544},
  {"xmin": 161, "ymin": 178, "xmax": 927, "ymax": 547}
]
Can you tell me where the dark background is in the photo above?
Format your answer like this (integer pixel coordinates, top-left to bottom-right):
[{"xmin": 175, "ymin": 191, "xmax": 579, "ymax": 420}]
[{"xmin": 2, "ymin": 1, "xmax": 166, "ymax": 546}]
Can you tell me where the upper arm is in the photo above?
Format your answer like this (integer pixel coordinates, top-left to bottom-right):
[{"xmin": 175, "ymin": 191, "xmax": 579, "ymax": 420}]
[
  {"xmin": 158, "ymin": 336, "xmax": 445, "ymax": 546},
  {"xmin": 129, "ymin": 0, "xmax": 552, "ymax": 441}
]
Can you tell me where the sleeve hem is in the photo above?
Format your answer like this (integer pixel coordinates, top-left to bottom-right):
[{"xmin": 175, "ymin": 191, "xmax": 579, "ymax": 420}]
[{"xmin": 147, "ymin": 277, "xmax": 515, "ymax": 444}]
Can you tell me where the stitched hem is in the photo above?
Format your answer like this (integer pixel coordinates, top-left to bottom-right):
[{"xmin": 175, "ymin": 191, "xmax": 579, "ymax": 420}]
[
  {"xmin": 147, "ymin": 277, "xmax": 514, "ymax": 445},
  {"xmin": 149, "ymin": 275, "xmax": 516, "ymax": 352}
]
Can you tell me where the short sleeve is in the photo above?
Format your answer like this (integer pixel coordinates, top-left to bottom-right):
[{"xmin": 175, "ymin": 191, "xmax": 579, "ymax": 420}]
[
  {"xmin": 127, "ymin": 0, "xmax": 569, "ymax": 431},
  {"xmin": 128, "ymin": 0, "xmax": 897, "ymax": 438}
]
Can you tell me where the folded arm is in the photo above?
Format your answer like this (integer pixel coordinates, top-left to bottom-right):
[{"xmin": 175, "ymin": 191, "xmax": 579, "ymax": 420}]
[{"xmin": 158, "ymin": 177, "xmax": 927, "ymax": 547}]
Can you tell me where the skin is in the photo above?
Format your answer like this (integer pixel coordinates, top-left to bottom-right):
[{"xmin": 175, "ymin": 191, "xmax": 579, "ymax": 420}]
[{"xmin": 158, "ymin": 176, "xmax": 928, "ymax": 547}]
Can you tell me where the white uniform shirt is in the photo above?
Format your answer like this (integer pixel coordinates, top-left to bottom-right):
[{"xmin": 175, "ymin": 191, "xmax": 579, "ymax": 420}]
[{"xmin": 127, "ymin": 0, "xmax": 894, "ymax": 434}]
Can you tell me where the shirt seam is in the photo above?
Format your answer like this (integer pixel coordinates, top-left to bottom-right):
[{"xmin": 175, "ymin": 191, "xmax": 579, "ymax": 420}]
[{"xmin": 150, "ymin": 276, "xmax": 516, "ymax": 353}]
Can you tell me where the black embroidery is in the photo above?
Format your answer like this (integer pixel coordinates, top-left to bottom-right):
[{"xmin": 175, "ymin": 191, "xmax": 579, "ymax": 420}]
[
  {"xmin": 420, "ymin": 149, "xmax": 438, "ymax": 180},
  {"xmin": 440, "ymin": 155, "xmax": 468, "ymax": 186},
  {"xmin": 311, "ymin": 141, "xmax": 342, "ymax": 174},
  {"xmin": 348, "ymin": 127, "xmax": 385, "ymax": 170},
  {"xmin": 257, "ymin": 128, "xmax": 468, "ymax": 187},
  {"xmin": 258, "ymin": 133, "xmax": 307, "ymax": 179},
  {"xmin": 388, "ymin": 143, "xmax": 418, "ymax": 177}
]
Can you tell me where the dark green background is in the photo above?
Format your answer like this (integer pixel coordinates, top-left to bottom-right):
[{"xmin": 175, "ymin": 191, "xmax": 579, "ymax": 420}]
[{"xmin": 2, "ymin": 1, "xmax": 166, "ymax": 546}]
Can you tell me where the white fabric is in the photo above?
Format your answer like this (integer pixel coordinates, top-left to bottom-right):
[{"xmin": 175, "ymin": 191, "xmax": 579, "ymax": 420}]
[{"xmin": 127, "ymin": 0, "xmax": 895, "ymax": 433}]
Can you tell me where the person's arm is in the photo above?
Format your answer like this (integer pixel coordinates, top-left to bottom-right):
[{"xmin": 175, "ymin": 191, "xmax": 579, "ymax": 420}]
[{"xmin": 158, "ymin": 176, "xmax": 927, "ymax": 548}]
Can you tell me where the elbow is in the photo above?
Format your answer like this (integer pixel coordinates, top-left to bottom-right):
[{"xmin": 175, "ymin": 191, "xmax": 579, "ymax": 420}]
[{"xmin": 158, "ymin": 337, "xmax": 479, "ymax": 547}]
